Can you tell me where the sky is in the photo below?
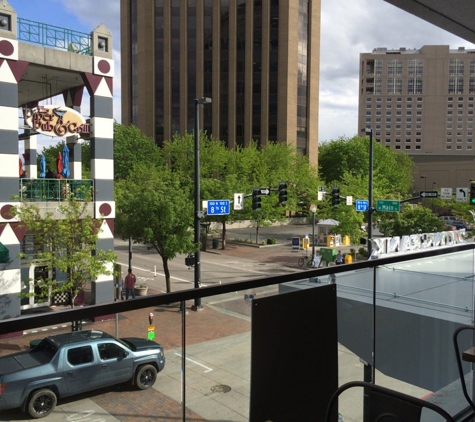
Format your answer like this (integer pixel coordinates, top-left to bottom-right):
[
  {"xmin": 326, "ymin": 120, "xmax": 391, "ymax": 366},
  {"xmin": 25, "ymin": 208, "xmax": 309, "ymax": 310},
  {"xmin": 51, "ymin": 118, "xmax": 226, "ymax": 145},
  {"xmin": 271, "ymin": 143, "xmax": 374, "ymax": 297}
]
[{"xmin": 7, "ymin": 0, "xmax": 475, "ymax": 151}]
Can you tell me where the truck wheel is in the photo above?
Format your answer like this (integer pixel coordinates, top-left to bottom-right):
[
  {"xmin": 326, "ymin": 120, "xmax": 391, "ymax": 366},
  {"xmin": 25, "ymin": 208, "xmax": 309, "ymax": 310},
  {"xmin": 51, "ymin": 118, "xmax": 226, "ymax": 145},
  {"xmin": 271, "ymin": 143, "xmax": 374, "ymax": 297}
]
[
  {"xmin": 135, "ymin": 364, "xmax": 157, "ymax": 390},
  {"xmin": 27, "ymin": 389, "xmax": 57, "ymax": 419}
]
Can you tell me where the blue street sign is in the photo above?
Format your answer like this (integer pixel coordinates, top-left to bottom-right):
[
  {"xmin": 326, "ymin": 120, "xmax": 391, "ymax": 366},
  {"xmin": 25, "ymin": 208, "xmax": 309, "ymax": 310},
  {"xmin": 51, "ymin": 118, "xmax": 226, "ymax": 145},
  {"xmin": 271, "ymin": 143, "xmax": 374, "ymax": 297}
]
[
  {"xmin": 355, "ymin": 199, "xmax": 369, "ymax": 212},
  {"xmin": 207, "ymin": 200, "xmax": 230, "ymax": 215}
]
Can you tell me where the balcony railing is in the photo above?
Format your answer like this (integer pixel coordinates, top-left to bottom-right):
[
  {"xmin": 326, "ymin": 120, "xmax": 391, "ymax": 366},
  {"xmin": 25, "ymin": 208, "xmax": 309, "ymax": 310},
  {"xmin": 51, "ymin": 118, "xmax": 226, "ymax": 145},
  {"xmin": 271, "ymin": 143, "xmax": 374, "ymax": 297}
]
[
  {"xmin": 0, "ymin": 244, "xmax": 474, "ymax": 420},
  {"xmin": 19, "ymin": 178, "xmax": 93, "ymax": 201},
  {"xmin": 17, "ymin": 17, "xmax": 92, "ymax": 55}
]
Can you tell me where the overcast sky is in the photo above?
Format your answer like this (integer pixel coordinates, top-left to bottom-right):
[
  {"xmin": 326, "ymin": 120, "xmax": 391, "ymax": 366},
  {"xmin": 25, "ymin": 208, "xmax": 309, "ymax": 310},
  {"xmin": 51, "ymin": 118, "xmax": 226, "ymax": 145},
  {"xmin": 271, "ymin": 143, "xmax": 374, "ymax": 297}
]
[{"xmin": 8, "ymin": 0, "xmax": 475, "ymax": 151}]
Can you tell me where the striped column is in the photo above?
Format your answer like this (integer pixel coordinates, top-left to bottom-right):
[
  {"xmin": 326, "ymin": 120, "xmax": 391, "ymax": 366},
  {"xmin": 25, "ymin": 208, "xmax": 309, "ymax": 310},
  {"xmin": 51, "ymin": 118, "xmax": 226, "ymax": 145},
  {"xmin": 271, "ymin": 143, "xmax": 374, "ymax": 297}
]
[
  {"xmin": 24, "ymin": 132, "xmax": 37, "ymax": 179},
  {"xmin": 0, "ymin": 36, "xmax": 28, "ymax": 328},
  {"xmin": 82, "ymin": 55, "xmax": 115, "ymax": 305},
  {"xmin": 63, "ymin": 87, "xmax": 84, "ymax": 179}
]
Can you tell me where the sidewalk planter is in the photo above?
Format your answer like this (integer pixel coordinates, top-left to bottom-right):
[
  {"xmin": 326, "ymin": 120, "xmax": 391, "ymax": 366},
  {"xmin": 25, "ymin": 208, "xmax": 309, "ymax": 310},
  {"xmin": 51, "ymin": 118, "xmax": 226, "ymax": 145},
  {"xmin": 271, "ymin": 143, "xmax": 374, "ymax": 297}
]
[{"xmin": 134, "ymin": 285, "xmax": 148, "ymax": 296}]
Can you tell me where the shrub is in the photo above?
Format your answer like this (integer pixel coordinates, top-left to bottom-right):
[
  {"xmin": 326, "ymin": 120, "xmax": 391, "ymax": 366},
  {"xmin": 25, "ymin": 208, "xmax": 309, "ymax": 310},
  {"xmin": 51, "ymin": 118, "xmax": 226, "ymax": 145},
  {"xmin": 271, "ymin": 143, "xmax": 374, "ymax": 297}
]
[{"xmin": 266, "ymin": 238, "xmax": 277, "ymax": 244}]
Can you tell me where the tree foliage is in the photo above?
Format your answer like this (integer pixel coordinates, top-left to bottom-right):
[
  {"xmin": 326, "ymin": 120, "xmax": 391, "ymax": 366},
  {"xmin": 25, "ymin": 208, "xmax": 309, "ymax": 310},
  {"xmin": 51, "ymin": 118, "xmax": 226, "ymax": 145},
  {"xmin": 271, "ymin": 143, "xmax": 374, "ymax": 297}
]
[
  {"xmin": 115, "ymin": 164, "xmax": 194, "ymax": 293},
  {"xmin": 377, "ymin": 204, "xmax": 446, "ymax": 237},
  {"xmin": 13, "ymin": 190, "xmax": 117, "ymax": 313}
]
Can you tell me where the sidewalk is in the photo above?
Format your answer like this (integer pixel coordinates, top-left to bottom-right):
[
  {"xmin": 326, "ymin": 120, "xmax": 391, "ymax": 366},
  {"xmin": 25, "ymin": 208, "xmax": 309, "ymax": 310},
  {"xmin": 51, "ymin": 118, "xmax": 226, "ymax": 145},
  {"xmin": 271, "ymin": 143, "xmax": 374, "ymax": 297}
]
[{"xmin": 0, "ymin": 292, "xmax": 250, "ymax": 422}]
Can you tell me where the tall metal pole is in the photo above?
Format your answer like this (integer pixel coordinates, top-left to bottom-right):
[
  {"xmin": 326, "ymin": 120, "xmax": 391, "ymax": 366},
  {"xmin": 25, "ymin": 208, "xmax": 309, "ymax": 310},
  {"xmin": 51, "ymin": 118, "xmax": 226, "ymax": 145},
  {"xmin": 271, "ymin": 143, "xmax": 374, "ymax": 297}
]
[
  {"xmin": 192, "ymin": 97, "xmax": 211, "ymax": 311},
  {"xmin": 366, "ymin": 128, "xmax": 374, "ymax": 257},
  {"xmin": 311, "ymin": 208, "xmax": 316, "ymax": 258},
  {"xmin": 128, "ymin": 237, "xmax": 132, "ymax": 270}
]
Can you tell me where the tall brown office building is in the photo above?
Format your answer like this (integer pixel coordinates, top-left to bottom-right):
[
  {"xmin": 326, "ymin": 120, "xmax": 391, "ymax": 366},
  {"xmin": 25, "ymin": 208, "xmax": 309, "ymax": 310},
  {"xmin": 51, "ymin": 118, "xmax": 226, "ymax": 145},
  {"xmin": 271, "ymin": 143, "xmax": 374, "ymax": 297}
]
[
  {"xmin": 358, "ymin": 45, "xmax": 475, "ymax": 190},
  {"xmin": 120, "ymin": 0, "xmax": 320, "ymax": 165}
]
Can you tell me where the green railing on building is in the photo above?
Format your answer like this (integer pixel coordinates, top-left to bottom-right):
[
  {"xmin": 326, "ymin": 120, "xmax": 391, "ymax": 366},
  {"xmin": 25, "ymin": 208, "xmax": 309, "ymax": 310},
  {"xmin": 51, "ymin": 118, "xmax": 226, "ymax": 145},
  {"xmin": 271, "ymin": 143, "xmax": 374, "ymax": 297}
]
[
  {"xmin": 19, "ymin": 179, "xmax": 94, "ymax": 202},
  {"xmin": 17, "ymin": 18, "xmax": 92, "ymax": 55}
]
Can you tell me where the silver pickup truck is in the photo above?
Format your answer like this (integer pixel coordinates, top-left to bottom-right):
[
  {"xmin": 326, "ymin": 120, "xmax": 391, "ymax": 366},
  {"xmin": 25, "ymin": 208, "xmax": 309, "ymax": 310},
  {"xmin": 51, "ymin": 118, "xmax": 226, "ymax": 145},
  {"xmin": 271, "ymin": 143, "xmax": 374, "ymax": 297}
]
[{"xmin": 0, "ymin": 329, "xmax": 165, "ymax": 419}]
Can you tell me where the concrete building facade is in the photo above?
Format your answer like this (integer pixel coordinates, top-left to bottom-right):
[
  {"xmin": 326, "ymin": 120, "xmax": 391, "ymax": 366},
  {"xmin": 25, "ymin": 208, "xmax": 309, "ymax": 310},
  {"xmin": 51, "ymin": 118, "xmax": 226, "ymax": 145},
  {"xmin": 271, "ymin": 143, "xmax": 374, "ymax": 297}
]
[
  {"xmin": 358, "ymin": 45, "xmax": 475, "ymax": 192},
  {"xmin": 0, "ymin": 1, "xmax": 115, "ymax": 330},
  {"xmin": 120, "ymin": 0, "xmax": 321, "ymax": 165}
]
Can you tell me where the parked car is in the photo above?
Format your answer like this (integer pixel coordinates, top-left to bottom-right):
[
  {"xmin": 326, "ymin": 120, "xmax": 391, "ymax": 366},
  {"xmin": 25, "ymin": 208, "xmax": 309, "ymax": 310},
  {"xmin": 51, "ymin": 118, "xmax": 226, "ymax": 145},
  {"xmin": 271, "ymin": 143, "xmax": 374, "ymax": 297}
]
[
  {"xmin": 0, "ymin": 330, "xmax": 165, "ymax": 419},
  {"xmin": 439, "ymin": 215, "xmax": 457, "ymax": 226},
  {"xmin": 452, "ymin": 221, "xmax": 468, "ymax": 230}
]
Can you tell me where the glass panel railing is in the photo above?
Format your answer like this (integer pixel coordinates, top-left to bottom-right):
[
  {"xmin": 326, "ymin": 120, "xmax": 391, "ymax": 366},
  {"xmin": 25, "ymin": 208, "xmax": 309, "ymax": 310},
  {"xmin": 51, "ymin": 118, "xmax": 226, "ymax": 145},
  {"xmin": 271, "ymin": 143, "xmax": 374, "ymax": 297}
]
[
  {"xmin": 19, "ymin": 179, "xmax": 93, "ymax": 201},
  {"xmin": 374, "ymin": 249, "xmax": 475, "ymax": 418},
  {"xmin": 1, "ymin": 245, "xmax": 475, "ymax": 420}
]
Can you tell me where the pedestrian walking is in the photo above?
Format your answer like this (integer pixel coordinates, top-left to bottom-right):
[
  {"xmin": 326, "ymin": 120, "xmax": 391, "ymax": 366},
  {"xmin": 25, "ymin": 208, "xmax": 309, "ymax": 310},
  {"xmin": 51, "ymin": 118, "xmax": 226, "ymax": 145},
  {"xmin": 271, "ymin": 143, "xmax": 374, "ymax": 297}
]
[
  {"xmin": 335, "ymin": 250, "xmax": 344, "ymax": 265},
  {"xmin": 124, "ymin": 268, "xmax": 136, "ymax": 299}
]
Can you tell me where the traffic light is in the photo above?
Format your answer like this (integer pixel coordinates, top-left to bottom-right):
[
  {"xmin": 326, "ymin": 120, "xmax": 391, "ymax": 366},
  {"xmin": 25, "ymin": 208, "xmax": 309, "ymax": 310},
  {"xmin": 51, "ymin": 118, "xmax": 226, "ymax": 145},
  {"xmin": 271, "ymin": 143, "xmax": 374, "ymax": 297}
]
[
  {"xmin": 252, "ymin": 189, "xmax": 262, "ymax": 210},
  {"xmin": 278, "ymin": 182, "xmax": 288, "ymax": 204},
  {"xmin": 470, "ymin": 181, "xmax": 475, "ymax": 205},
  {"xmin": 331, "ymin": 187, "xmax": 340, "ymax": 206}
]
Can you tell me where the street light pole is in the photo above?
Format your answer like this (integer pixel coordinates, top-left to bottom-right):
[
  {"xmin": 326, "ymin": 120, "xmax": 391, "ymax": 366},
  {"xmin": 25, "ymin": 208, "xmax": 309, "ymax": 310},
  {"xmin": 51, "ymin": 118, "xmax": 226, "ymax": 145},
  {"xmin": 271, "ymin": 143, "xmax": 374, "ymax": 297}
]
[
  {"xmin": 311, "ymin": 206, "xmax": 316, "ymax": 258},
  {"xmin": 366, "ymin": 128, "xmax": 374, "ymax": 257},
  {"xmin": 421, "ymin": 175, "xmax": 427, "ymax": 206},
  {"xmin": 192, "ymin": 97, "xmax": 212, "ymax": 312}
]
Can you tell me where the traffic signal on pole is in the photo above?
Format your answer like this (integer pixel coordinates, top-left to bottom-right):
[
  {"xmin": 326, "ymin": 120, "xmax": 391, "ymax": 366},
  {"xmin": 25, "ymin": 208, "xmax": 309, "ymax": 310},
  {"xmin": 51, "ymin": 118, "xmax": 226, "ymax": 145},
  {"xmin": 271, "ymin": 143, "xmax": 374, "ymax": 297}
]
[
  {"xmin": 331, "ymin": 187, "xmax": 340, "ymax": 206},
  {"xmin": 252, "ymin": 189, "xmax": 262, "ymax": 211},
  {"xmin": 470, "ymin": 181, "xmax": 475, "ymax": 205},
  {"xmin": 278, "ymin": 182, "xmax": 288, "ymax": 204}
]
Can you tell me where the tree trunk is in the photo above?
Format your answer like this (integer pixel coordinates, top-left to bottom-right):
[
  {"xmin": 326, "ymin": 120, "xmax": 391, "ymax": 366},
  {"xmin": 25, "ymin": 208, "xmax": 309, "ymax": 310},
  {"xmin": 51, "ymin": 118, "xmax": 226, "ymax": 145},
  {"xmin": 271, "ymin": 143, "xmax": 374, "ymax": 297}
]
[
  {"xmin": 255, "ymin": 224, "xmax": 260, "ymax": 244},
  {"xmin": 222, "ymin": 216, "xmax": 226, "ymax": 250},
  {"xmin": 162, "ymin": 256, "xmax": 171, "ymax": 293}
]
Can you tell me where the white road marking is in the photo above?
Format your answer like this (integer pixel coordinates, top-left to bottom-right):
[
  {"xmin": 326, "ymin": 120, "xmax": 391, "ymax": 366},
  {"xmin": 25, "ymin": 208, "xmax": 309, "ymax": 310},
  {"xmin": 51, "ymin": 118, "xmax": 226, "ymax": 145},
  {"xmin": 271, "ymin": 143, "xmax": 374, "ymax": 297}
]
[{"xmin": 174, "ymin": 352, "xmax": 213, "ymax": 373}]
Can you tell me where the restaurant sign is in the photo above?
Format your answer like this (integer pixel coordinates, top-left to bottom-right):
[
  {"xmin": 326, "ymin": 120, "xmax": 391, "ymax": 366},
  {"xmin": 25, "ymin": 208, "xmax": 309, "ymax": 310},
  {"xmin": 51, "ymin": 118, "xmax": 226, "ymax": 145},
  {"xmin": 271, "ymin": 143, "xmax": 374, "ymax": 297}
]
[{"xmin": 24, "ymin": 105, "xmax": 90, "ymax": 137}]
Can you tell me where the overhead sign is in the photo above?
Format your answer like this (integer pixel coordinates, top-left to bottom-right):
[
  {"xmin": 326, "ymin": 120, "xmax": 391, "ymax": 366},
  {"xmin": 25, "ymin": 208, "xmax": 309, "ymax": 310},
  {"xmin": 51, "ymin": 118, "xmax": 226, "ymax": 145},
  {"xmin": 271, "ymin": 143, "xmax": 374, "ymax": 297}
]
[
  {"xmin": 207, "ymin": 200, "xmax": 230, "ymax": 215},
  {"xmin": 24, "ymin": 105, "xmax": 90, "ymax": 137},
  {"xmin": 255, "ymin": 188, "xmax": 270, "ymax": 196},
  {"xmin": 456, "ymin": 187, "xmax": 468, "ymax": 203},
  {"xmin": 376, "ymin": 200, "xmax": 400, "ymax": 212},
  {"xmin": 233, "ymin": 193, "xmax": 244, "ymax": 210},
  {"xmin": 440, "ymin": 188, "xmax": 452, "ymax": 200},
  {"xmin": 355, "ymin": 199, "xmax": 369, "ymax": 212},
  {"xmin": 419, "ymin": 191, "xmax": 438, "ymax": 198}
]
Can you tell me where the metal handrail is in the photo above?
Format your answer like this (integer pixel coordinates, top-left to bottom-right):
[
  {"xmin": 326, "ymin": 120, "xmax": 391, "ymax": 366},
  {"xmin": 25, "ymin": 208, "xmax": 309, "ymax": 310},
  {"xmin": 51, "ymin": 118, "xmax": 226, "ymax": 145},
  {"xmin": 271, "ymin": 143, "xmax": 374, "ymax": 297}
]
[
  {"xmin": 19, "ymin": 178, "xmax": 94, "ymax": 202},
  {"xmin": 17, "ymin": 18, "xmax": 91, "ymax": 55}
]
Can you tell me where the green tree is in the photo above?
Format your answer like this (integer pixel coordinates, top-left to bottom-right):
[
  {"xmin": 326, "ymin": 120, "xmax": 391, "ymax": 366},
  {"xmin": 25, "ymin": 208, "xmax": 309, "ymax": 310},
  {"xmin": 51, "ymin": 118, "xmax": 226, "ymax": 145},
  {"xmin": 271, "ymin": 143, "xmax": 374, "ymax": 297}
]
[
  {"xmin": 115, "ymin": 164, "xmax": 194, "ymax": 292},
  {"xmin": 13, "ymin": 190, "xmax": 117, "ymax": 329},
  {"xmin": 114, "ymin": 123, "xmax": 163, "ymax": 180},
  {"xmin": 377, "ymin": 204, "xmax": 446, "ymax": 237}
]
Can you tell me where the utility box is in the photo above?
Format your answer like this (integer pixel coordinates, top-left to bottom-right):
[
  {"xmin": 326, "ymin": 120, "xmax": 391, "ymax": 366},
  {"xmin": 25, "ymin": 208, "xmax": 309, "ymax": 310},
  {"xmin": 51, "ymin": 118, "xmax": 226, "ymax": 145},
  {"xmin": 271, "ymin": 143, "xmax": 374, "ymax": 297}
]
[
  {"xmin": 320, "ymin": 247, "xmax": 336, "ymax": 266},
  {"xmin": 326, "ymin": 235, "xmax": 335, "ymax": 247},
  {"xmin": 212, "ymin": 238, "xmax": 219, "ymax": 249}
]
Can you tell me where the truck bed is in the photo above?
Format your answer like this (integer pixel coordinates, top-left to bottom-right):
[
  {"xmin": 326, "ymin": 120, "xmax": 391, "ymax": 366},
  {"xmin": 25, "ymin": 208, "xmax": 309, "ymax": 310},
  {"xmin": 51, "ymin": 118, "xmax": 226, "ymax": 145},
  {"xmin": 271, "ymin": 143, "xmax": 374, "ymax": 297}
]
[{"xmin": 0, "ymin": 350, "xmax": 53, "ymax": 376}]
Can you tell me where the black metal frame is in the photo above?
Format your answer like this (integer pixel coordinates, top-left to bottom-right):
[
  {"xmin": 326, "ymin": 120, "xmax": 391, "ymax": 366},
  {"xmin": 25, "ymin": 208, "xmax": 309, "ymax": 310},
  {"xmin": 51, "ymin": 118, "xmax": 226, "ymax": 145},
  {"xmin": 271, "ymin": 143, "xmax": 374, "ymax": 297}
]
[
  {"xmin": 453, "ymin": 325, "xmax": 475, "ymax": 411},
  {"xmin": 325, "ymin": 381, "xmax": 456, "ymax": 422}
]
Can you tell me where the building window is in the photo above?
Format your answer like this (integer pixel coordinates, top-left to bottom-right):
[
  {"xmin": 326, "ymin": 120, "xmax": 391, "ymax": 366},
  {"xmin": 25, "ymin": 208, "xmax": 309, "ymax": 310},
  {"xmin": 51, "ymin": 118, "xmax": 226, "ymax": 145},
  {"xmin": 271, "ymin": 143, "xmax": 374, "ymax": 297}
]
[
  {"xmin": 366, "ymin": 118, "xmax": 372, "ymax": 123},
  {"xmin": 375, "ymin": 118, "xmax": 381, "ymax": 123},
  {"xmin": 376, "ymin": 97, "xmax": 381, "ymax": 102},
  {"xmin": 385, "ymin": 138, "xmax": 391, "ymax": 143},
  {"xmin": 447, "ymin": 111, "xmax": 453, "ymax": 115},
  {"xmin": 468, "ymin": 138, "xmax": 473, "ymax": 143},
  {"xmin": 457, "ymin": 145, "xmax": 462, "ymax": 150},
  {"xmin": 416, "ymin": 104, "xmax": 422, "ymax": 109},
  {"xmin": 468, "ymin": 145, "xmax": 473, "ymax": 150},
  {"xmin": 446, "ymin": 138, "xmax": 452, "ymax": 143},
  {"xmin": 448, "ymin": 103, "xmax": 453, "ymax": 108},
  {"xmin": 405, "ymin": 145, "xmax": 411, "ymax": 149},
  {"xmin": 386, "ymin": 125, "xmax": 391, "ymax": 130},
  {"xmin": 388, "ymin": 59, "xmax": 403, "ymax": 76},
  {"xmin": 407, "ymin": 104, "xmax": 412, "ymax": 109},
  {"xmin": 376, "ymin": 104, "xmax": 382, "ymax": 109},
  {"xmin": 395, "ymin": 139, "xmax": 401, "ymax": 143},
  {"xmin": 415, "ymin": 145, "xmax": 421, "ymax": 150},
  {"xmin": 446, "ymin": 145, "xmax": 452, "ymax": 150},
  {"xmin": 406, "ymin": 131, "xmax": 411, "ymax": 136},
  {"xmin": 366, "ymin": 111, "xmax": 372, "ymax": 115},
  {"xmin": 449, "ymin": 76, "xmax": 464, "ymax": 94},
  {"xmin": 386, "ymin": 118, "xmax": 392, "ymax": 123},
  {"xmin": 395, "ymin": 124, "xmax": 401, "ymax": 129},
  {"xmin": 396, "ymin": 97, "xmax": 402, "ymax": 102},
  {"xmin": 457, "ymin": 138, "xmax": 463, "ymax": 143},
  {"xmin": 447, "ymin": 125, "xmax": 453, "ymax": 129},
  {"xmin": 416, "ymin": 138, "xmax": 421, "ymax": 143},
  {"xmin": 386, "ymin": 111, "xmax": 392, "ymax": 115},
  {"xmin": 395, "ymin": 145, "xmax": 401, "ymax": 149}
]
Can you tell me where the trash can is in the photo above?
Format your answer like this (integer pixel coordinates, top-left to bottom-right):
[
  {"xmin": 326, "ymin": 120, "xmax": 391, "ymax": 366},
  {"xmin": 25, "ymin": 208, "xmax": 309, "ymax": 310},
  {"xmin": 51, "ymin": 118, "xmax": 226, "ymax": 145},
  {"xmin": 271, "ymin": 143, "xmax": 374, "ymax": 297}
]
[
  {"xmin": 320, "ymin": 247, "xmax": 336, "ymax": 266},
  {"xmin": 327, "ymin": 235, "xmax": 335, "ymax": 247},
  {"xmin": 212, "ymin": 238, "xmax": 219, "ymax": 249},
  {"xmin": 343, "ymin": 235, "xmax": 351, "ymax": 245},
  {"xmin": 344, "ymin": 253, "xmax": 353, "ymax": 264}
]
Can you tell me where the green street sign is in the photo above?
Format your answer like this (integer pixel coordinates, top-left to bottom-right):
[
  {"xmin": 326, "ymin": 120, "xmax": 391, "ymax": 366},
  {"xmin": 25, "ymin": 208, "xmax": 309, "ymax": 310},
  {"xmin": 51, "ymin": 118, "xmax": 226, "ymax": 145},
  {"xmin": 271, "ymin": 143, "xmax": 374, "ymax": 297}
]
[{"xmin": 376, "ymin": 200, "xmax": 400, "ymax": 212}]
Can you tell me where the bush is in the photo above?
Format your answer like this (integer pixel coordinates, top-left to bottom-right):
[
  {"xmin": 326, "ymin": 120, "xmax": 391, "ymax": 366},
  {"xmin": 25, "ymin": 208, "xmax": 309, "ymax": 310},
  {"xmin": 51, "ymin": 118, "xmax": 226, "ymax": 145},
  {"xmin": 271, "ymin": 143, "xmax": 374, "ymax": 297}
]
[
  {"xmin": 266, "ymin": 238, "xmax": 277, "ymax": 245},
  {"xmin": 358, "ymin": 247, "xmax": 368, "ymax": 258}
]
